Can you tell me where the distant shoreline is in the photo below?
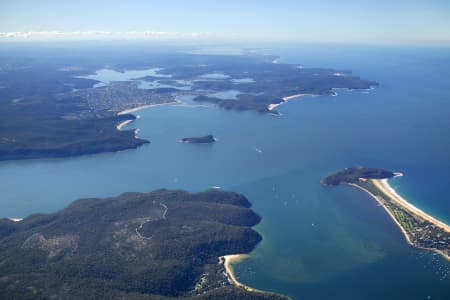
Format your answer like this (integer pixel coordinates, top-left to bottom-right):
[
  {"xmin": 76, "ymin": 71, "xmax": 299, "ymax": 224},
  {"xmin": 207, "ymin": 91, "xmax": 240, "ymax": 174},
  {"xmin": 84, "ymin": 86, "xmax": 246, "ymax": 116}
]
[
  {"xmin": 8, "ymin": 218, "xmax": 22, "ymax": 222},
  {"xmin": 116, "ymin": 101, "xmax": 180, "ymax": 131},
  {"xmin": 268, "ymin": 93, "xmax": 318, "ymax": 111},
  {"xmin": 116, "ymin": 119, "xmax": 133, "ymax": 130},
  {"xmin": 117, "ymin": 102, "xmax": 177, "ymax": 116}
]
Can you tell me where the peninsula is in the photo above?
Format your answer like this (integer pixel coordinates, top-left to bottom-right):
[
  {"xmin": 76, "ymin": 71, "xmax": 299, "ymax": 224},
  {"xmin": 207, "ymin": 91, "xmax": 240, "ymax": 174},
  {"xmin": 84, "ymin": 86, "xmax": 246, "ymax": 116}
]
[
  {"xmin": 0, "ymin": 189, "xmax": 287, "ymax": 299},
  {"xmin": 0, "ymin": 47, "xmax": 377, "ymax": 161},
  {"xmin": 181, "ymin": 135, "xmax": 216, "ymax": 144},
  {"xmin": 322, "ymin": 167, "xmax": 450, "ymax": 260}
]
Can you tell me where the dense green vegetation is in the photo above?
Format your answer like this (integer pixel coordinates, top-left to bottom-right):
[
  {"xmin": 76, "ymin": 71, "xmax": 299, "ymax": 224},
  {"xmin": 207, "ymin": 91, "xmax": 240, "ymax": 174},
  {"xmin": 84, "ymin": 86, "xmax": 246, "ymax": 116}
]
[
  {"xmin": 0, "ymin": 52, "xmax": 150, "ymax": 161},
  {"xmin": 191, "ymin": 68, "xmax": 377, "ymax": 114},
  {"xmin": 321, "ymin": 167, "xmax": 395, "ymax": 185},
  {"xmin": 0, "ymin": 113, "xmax": 148, "ymax": 160},
  {"xmin": 0, "ymin": 189, "xmax": 286, "ymax": 299},
  {"xmin": 0, "ymin": 44, "xmax": 377, "ymax": 161}
]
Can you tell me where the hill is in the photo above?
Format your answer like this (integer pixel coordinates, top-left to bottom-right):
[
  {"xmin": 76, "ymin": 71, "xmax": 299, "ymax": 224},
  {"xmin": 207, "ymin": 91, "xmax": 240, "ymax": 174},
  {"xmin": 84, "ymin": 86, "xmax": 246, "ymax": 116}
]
[{"xmin": 0, "ymin": 189, "xmax": 286, "ymax": 299}]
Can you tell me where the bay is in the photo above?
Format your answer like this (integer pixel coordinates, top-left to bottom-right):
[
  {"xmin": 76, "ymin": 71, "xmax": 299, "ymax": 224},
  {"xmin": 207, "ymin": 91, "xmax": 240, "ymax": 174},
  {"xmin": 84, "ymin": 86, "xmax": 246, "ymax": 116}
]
[{"xmin": 1, "ymin": 43, "xmax": 450, "ymax": 299}]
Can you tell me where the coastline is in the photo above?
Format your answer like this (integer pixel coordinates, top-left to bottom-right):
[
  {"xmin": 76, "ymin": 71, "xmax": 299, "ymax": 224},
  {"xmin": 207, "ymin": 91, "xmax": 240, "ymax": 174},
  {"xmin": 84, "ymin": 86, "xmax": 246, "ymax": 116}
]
[
  {"xmin": 349, "ymin": 179, "xmax": 450, "ymax": 260},
  {"xmin": 221, "ymin": 254, "xmax": 271, "ymax": 294},
  {"xmin": 348, "ymin": 182, "xmax": 414, "ymax": 245},
  {"xmin": 116, "ymin": 120, "xmax": 132, "ymax": 130},
  {"xmin": 375, "ymin": 179, "xmax": 450, "ymax": 233},
  {"xmin": 117, "ymin": 101, "xmax": 179, "ymax": 116},
  {"xmin": 8, "ymin": 218, "xmax": 22, "ymax": 222},
  {"xmin": 116, "ymin": 101, "xmax": 180, "ymax": 131},
  {"xmin": 220, "ymin": 254, "xmax": 291, "ymax": 298},
  {"xmin": 282, "ymin": 93, "xmax": 317, "ymax": 101},
  {"xmin": 268, "ymin": 93, "xmax": 317, "ymax": 111},
  {"xmin": 221, "ymin": 254, "xmax": 250, "ymax": 289}
]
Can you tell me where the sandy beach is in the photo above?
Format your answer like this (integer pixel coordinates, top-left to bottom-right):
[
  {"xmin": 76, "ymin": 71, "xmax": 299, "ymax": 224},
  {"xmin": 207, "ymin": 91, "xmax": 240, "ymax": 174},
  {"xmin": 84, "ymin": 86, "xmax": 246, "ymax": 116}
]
[
  {"xmin": 117, "ymin": 101, "xmax": 178, "ymax": 116},
  {"xmin": 116, "ymin": 101, "xmax": 181, "ymax": 131},
  {"xmin": 268, "ymin": 93, "xmax": 317, "ymax": 111},
  {"xmin": 221, "ymin": 254, "xmax": 284, "ymax": 296},
  {"xmin": 267, "ymin": 103, "xmax": 281, "ymax": 111},
  {"xmin": 282, "ymin": 93, "xmax": 317, "ymax": 101},
  {"xmin": 116, "ymin": 119, "xmax": 133, "ymax": 130},
  {"xmin": 374, "ymin": 179, "xmax": 450, "ymax": 232},
  {"xmin": 8, "ymin": 218, "xmax": 22, "ymax": 222},
  {"xmin": 221, "ymin": 254, "xmax": 255, "ymax": 291},
  {"xmin": 350, "ymin": 179, "xmax": 450, "ymax": 260}
]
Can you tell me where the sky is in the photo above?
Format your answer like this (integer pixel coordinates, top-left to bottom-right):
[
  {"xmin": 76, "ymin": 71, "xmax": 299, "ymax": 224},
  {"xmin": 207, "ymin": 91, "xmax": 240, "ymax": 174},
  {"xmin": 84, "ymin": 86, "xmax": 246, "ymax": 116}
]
[{"xmin": 1, "ymin": 0, "xmax": 450, "ymax": 43}]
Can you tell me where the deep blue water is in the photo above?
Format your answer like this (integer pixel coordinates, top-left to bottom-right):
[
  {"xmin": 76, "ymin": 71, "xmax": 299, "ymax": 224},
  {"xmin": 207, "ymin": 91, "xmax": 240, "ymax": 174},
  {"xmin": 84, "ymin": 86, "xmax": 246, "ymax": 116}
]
[{"xmin": 1, "ymin": 43, "xmax": 450, "ymax": 299}]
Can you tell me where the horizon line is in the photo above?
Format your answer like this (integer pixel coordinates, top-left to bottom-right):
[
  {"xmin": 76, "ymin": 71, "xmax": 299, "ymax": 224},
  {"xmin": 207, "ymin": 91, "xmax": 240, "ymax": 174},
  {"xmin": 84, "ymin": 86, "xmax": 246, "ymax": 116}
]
[{"xmin": 0, "ymin": 31, "xmax": 449, "ymax": 46}]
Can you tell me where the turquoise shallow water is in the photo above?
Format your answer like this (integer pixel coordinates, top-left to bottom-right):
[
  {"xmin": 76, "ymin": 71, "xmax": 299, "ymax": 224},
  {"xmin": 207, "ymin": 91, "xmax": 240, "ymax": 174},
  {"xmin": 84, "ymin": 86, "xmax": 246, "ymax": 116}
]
[{"xmin": 1, "ymin": 44, "xmax": 450, "ymax": 299}]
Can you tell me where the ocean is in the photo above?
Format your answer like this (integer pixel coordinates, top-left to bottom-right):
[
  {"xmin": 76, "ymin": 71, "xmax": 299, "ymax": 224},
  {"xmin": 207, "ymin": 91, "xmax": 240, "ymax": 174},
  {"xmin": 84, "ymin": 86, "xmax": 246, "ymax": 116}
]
[{"xmin": 1, "ymin": 43, "xmax": 449, "ymax": 299}]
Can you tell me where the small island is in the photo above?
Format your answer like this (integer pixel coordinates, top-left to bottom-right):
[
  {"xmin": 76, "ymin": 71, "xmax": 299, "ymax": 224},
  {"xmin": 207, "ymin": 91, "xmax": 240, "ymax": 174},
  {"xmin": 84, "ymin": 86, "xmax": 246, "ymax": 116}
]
[
  {"xmin": 181, "ymin": 135, "xmax": 216, "ymax": 144},
  {"xmin": 322, "ymin": 167, "xmax": 450, "ymax": 260},
  {"xmin": 0, "ymin": 189, "xmax": 287, "ymax": 299},
  {"xmin": 0, "ymin": 50, "xmax": 377, "ymax": 161}
]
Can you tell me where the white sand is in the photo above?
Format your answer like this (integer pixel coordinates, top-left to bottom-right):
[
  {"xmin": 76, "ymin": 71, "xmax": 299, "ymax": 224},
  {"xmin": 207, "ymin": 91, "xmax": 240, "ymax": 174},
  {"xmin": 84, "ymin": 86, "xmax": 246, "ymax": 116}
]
[
  {"xmin": 117, "ymin": 101, "xmax": 180, "ymax": 116},
  {"xmin": 116, "ymin": 120, "xmax": 133, "ymax": 130},
  {"xmin": 222, "ymin": 254, "xmax": 253, "ymax": 290},
  {"xmin": 267, "ymin": 93, "xmax": 317, "ymax": 111},
  {"xmin": 376, "ymin": 179, "xmax": 450, "ymax": 232},
  {"xmin": 8, "ymin": 218, "xmax": 22, "ymax": 222}
]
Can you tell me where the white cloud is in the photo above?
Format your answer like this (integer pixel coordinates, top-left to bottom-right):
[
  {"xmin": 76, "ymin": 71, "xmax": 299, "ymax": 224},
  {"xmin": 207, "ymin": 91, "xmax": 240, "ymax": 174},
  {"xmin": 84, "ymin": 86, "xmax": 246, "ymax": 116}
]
[{"xmin": 0, "ymin": 31, "xmax": 213, "ymax": 40}]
